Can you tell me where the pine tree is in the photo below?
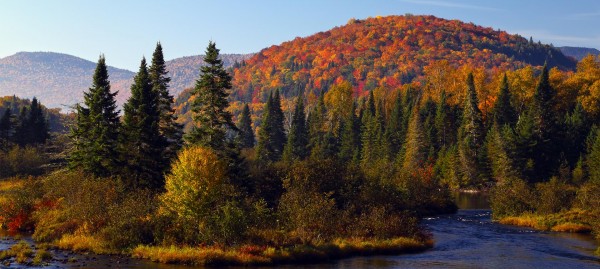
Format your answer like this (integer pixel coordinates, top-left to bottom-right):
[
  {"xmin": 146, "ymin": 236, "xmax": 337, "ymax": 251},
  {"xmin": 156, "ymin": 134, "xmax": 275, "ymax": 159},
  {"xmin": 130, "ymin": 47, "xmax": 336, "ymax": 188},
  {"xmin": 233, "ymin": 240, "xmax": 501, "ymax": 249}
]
[
  {"xmin": 256, "ymin": 91, "xmax": 286, "ymax": 163},
  {"xmin": 486, "ymin": 124, "xmax": 519, "ymax": 184},
  {"xmin": 69, "ymin": 55, "xmax": 121, "ymax": 177},
  {"xmin": 458, "ymin": 73, "xmax": 486, "ymax": 186},
  {"xmin": 186, "ymin": 41, "xmax": 236, "ymax": 151},
  {"xmin": 385, "ymin": 92, "xmax": 405, "ymax": 158},
  {"xmin": 13, "ymin": 107, "xmax": 28, "ymax": 146},
  {"xmin": 236, "ymin": 103, "xmax": 255, "ymax": 148},
  {"xmin": 492, "ymin": 74, "xmax": 517, "ymax": 127},
  {"xmin": 149, "ymin": 42, "xmax": 183, "ymax": 167},
  {"xmin": 564, "ymin": 102, "xmax": 588, "ymax": 167},
  {"xmin": 283, "ymin": 97, "xmax": 308, "ymax": 161},
  {"xmin": 121, "ymin": 58, "xmax": 164, "ymax": 189}
]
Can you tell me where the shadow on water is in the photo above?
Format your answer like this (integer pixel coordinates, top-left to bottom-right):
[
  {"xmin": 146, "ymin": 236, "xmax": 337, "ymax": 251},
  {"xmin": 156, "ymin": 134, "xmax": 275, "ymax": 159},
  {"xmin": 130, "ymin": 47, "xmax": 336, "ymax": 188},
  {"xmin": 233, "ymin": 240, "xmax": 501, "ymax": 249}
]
[{"xmin": 0, "ymin": 192, "xmax": 598, "ymax": 268}]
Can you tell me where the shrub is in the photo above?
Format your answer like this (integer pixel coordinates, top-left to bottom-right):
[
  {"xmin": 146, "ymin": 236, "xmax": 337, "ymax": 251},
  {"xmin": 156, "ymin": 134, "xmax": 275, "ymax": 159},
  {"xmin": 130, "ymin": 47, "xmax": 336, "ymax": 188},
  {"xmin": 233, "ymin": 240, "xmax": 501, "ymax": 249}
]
[
  {"xmin": 534, "ymin": 178, "xmax": 576, "ymax": 215},
  {"xmin": 490, "ymin": 179, "xmax": 534, "ymax": 219}
]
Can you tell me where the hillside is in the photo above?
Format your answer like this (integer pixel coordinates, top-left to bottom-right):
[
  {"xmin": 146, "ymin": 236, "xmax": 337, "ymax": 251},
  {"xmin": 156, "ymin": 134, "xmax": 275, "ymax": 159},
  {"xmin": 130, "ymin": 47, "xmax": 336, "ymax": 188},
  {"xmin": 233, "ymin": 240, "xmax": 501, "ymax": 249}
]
[
  {"xmin": 0, "ymin": 52, "xmax": 135, "ymax": 109},
  {"xmin": 559, "ymin": 46, "xmax": 600, "ymax": 61},
  {"xmin": 231, "ymin": 15, "xmax": 576, "ymax": 104},
  {"xmin": 166, "ymin": 53, "xmax": 253, "ymax": 98},
  {"xmin": 0, "ymin": 52, "xmax": 251, "ymax": 110}
]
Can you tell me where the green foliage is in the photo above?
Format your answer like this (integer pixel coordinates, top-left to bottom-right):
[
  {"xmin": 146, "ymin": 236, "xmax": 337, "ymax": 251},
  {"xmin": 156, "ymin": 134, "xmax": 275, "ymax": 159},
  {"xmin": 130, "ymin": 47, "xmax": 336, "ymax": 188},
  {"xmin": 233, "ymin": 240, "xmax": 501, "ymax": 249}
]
[
  {"xmin": 492, "ymin": 74, "xmax": 517, "ymax": 127},
  {"xmin": 186, "ymin": 41, "xmax": 236, "ymax": 151},
  {"xmin": 0, "ymin": 146, "xmax": 47, "ymax": 178},
  {"xmin": 534, "ymin": 178, "xmax": 576, "ymax": 215},
  {"xmin": 490, "ymin": 179, "xmax": 534, "ymax": 219},
  {"xmin": 283, "ymin": 97, "xmax": 308, "ymax": 162},
  {"xmin": 69, "ymin": 55, "xmax": 121, "ymax": 177},
  {"xmin": 236, "ymin": 104, "xmax": 255, "ymax": 148},
  {"xmin": 257, "ymin": 91, "xmax": 286, "ymax": 163},
  {"xmin": 121, "ymin": 58, "xmax": 164, "ymax": 189},
  {"xmin": 149, "ymin": 42, "xmax": 183, "ymax": 172},
  {"xmin": 457, "ymin": 73, "xmax": 486, "ymax": 187}
]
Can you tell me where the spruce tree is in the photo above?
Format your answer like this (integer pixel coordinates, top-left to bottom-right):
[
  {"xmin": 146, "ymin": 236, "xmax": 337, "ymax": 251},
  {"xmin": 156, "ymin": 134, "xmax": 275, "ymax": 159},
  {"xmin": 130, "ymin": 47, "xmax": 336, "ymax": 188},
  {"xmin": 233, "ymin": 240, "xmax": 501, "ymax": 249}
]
[
  {"xmin": 257, "ymin": 91, "xmax": 286, "ymax": 163},
  {"xmin": 236, "ymin": 103, "xmax": 255, "ymax": 148},
  {"xmin": 458, "ymin": 73, "xmax": 486, "ymax": 186},
  {"xmin": 121, "ymin": 58, "xmax": 164, "ymax": 189},
  {"xmin": 283, "ymin": 97, "xmax": 308, "ymax": 161},
  {"xmin": 492, "ymin": 74, "xmax": 517, "ymax": 127},
  {"xmin": 564, "ymin": 102, "xmax": 588, "ymax": 167},
  {"xmin": 186, "ymin": 41, "xmax": 236, "ymax": 151},
  {"xmin": 149, "ymin": 42, "xmax": 183, "ymax": 166},
  {"xmin": 69, "ymin": 55, "xmax": 121, "ymax": 177},
  {"xmin": 13, "ymin": 107, "xmax": 28, "ymax": 146},
  {"xmin": 385, "ymin": 92, "xmax": 405, "ymax": 158}
]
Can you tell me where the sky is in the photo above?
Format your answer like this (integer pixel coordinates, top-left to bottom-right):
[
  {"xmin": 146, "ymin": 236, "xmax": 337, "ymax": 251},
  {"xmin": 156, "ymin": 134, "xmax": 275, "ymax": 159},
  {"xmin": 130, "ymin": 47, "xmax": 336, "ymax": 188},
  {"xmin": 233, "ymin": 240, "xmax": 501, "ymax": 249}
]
[{"xmin": 1, "ymin": 0, "xmax": 600, "ymax": 71}]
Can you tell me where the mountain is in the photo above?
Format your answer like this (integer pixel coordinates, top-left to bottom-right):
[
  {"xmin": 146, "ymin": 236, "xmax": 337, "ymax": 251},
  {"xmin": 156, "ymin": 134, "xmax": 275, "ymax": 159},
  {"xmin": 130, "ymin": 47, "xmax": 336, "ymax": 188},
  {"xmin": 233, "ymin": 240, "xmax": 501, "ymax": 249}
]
[
  {"xmin": 0, "ymin": 52, "xmax": 135, "ymax": 110},
  {"xmin": 0, "ymin": 52, "xmax": 252, "ymax": 110},
  {"xmin": 231, "ymin": 15, "xmax": 576, "ymax": 104},
  {"xmin": 166, "ymin": 53, "xmax": 253, "ymax": 98},
  {"xmin": 559, "ymin": 46, "xmax": 600, "ymax": 61}
]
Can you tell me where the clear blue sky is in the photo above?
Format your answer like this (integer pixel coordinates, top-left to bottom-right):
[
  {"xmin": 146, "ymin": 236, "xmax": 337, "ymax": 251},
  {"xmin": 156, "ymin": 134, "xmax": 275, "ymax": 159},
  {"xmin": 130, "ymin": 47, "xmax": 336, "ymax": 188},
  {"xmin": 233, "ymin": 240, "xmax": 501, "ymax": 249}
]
[{"xmin": 1, "ymin": 0, "xmax": 599, "ymax": 71}]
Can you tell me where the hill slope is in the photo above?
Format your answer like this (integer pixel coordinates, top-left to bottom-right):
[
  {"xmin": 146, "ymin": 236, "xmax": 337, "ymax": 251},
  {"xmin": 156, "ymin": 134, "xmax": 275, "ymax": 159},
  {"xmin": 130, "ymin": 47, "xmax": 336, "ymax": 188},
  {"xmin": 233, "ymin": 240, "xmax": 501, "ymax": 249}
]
[
  {"xmin": 559, "ymin": 46, "xmax": 600, "ymax": 61},
  {"xmin": 231, "ymin": 15, "xmax": 576, "ymax": 103},
  {"xmin": 0, "ymin": 52, "xmax": 134, "ymax": 109},
  {"xmin": 0, "ymin": 52, "xmax": 251, "ymax": 110}
]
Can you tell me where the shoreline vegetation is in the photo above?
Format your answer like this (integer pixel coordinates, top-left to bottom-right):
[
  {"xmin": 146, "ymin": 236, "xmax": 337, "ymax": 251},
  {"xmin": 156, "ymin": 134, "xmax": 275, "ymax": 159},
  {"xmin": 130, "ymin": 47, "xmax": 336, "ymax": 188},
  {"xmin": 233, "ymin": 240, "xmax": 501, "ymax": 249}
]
[{"xmin": 2, "ymin": 16, "xmax": 600, "ymax": 265}]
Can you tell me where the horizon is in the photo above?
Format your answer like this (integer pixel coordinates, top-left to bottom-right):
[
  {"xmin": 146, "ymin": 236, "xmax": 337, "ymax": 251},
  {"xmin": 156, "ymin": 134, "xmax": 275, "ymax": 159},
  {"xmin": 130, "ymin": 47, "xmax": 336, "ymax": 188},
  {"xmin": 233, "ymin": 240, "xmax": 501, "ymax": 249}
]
[{"xmin": 1, "ymin": 0, "xmax": 600, "ymax": 70}]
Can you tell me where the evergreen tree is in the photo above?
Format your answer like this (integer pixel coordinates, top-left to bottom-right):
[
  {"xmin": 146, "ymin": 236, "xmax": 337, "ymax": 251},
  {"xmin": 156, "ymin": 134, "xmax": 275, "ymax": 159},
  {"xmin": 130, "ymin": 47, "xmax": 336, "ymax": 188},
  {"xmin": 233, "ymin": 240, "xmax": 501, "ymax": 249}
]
[
  {"xmin": 360, "ymin": 91, "xmax": 383, "ymax": 166},
  {"xmin": 402, "ymin": 104, "xmax": 428, "ymax": 170},
  {"xmin": 458, "ymin": 73, "xmax": 486, "ymax": 186},
  {"xmin": 564, "ymin": 102, "xmax": 588, "ymax": 167},
  {"xmin": 149, "ymin": 42, "xmax": 183, "ymax": 166},
  {"xmin": 13, "ymin": 107, "xmax": 28, "ymax": 146},
  {"xmin": 186, "ymin": 41, "xmax": 236, "ymax": 151},
  {"xmin": 434, "ymin": 90, "xmax": 453, "ymax": 149},
  {"xmin": 486, "ymin": 124, "xmax": 519, "ymax": 184},
  {"xmin": 385, "ymin": 92, "xmax": 405, "ymax": 158},
  {"xmin": 531, "ymin": 64, "xmax": 560, "ymax": 180},
  {"xmin": 27, "ymin": 97, "xmax": 49, "ymax": 145},
  {"xmin": 283, "ymin": 97, "xmax": 308, "ymax": 161},
  {"xmin": 69, "ymin": 55, "xmax": 121, "ymax": 177},
  {"xmin": 492, "ymin": 74, "xmax": 517, "ymax": 127},
  {"xmin": 236, "ymin": 103, "xmax": 255, "ymax": 148},
  {"xmin": 308, "ymin": 91, "xmax": 327, "ymax": 159},
  {"xmin": 121, "ymin": 58, "xmax": 164, "ymax": 189},
  {"xmin": 0, "ymin": 109, "xmax": 12, "ymax": 150},
  {"xmin": 338, "ymin": 102, "xmax": 360, "ymax": 163},
  {"xmin": 256, "ymin": 91, "xmax": 286, "ymax": 163}
]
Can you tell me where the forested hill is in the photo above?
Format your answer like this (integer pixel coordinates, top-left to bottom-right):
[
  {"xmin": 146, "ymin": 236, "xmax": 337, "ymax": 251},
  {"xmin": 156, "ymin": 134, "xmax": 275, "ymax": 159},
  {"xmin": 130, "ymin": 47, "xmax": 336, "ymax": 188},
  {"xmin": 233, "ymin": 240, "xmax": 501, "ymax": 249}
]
[
  {"xmin": 0, "ymin": 52, "xmax": 251, "ymax": 109},
  {"xmin": 231, "ymin": 15, "xmax": 576, "ymax": 103}
]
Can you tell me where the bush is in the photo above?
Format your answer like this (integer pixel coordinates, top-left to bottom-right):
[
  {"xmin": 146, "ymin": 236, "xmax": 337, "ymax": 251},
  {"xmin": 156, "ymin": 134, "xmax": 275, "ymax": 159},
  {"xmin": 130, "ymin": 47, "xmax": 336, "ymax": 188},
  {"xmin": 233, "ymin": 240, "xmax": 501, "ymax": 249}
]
[
  {"xmin": 490, "ymin": 179, "xmax": 534, "ymax": 219},
  {"xmin": 534, "ymin": 178, "xmax": 576, "ymax": 214},
  {"xmin": 0, "ymin": 146, "xmax": 47, "ymax": 178}
]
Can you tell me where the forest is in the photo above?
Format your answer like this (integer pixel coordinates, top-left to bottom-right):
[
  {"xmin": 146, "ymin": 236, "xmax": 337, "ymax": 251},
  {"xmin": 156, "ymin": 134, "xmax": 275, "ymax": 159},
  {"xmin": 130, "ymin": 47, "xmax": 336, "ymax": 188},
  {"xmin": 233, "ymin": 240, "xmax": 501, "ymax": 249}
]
[{"xmin": 0, "ymin": 19, "xmax": 599, "ymax": 265}]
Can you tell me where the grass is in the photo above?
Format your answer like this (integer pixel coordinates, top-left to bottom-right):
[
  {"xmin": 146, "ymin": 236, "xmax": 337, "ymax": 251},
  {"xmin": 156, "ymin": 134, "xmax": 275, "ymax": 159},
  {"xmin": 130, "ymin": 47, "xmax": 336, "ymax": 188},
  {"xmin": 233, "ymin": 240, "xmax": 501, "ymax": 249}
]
[
  {"xmin": 0, "ymin": 240, "xmax": 37, "ymax": 264},
  {"xmin": 498, "ymin": 209, "xmax": 596, "ymax": 234},
  {"xmin": 55, "ymin": 234, "xmax": 111, "ymax": 254},
  {"xmin": 132, "ymin": 237, "xmax": 431, "ymax": 266}
]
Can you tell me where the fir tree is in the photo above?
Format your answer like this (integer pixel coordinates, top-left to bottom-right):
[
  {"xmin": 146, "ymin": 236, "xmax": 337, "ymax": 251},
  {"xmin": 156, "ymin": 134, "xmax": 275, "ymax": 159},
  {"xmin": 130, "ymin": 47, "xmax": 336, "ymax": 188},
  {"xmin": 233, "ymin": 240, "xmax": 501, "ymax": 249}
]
[
  {"xmin": 13, "ymin": 107, "xmax": 28, "ymax": 146},
  {"xmin": 385, "ymin": 92, "xmax": 405, "ymax": 158},
  {"xmin": 186, "ymin": 41, "xmax": 236, "ymax": 151},
  {"xmin": 339, "ymin": 102, "xmax": 361, "ymax": 163},
  {"xmin": 257, "ymin": 91, "xmax": 286, "ymax": 163},
  {"xmin": 149, "ymin": 42, "xmax": 183, "ymax": 167},
  {"xmin": 434, "ymin": 90, "xmax": 453, "ymax": 149},
  {"xmin": 69, "ymin": 55, "xmax": 121, "ymax": 177},
  {"xmin": 283, "ymin": 97, "xmax": 308, "ymax": 161},
  {"xmin": 458, "ymin": 73, "xmax": 486, "ymax": 186},
  {"xmin": 121, "ymin": 58, "xmax": 164, "ymax": 189},
  {"xmin": 492, "ymin": 74, "xmax": 517, "ymax": 127},
  {"xmin": 236, "ymin": 103, "xmax": 255, "ymax": 148},
  {"xmin": 402, "ymin": 104, "xmax": 428, "ymax": 170}
]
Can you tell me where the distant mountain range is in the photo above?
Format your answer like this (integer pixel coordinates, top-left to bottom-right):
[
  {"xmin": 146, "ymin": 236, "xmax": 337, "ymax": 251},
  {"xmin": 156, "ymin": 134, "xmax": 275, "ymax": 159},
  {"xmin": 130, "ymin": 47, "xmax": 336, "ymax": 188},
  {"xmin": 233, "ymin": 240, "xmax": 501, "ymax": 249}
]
[
  {"xmin": 0, "ymin": 52, "xmax": 252, "ymax": 110},
  {"xmin": 558, "ymin": 46, "xmax": 600, "ymax": 61}
]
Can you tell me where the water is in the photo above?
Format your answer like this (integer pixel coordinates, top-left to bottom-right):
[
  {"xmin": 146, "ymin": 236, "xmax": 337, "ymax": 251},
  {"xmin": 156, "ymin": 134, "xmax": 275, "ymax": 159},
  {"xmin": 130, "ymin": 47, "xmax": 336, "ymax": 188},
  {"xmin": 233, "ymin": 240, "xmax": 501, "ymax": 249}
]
[{"xmin": 0, "ymin": 193, "xmax": 598, "ymax": 268}]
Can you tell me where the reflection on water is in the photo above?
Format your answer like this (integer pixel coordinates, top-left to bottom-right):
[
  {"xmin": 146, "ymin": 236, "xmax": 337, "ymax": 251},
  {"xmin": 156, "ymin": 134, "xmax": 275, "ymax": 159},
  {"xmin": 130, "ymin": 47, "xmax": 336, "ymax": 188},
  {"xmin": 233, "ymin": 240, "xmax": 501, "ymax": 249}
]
[{"xmin": 453, "ymin": 191, "xmax": 490, "ymax": 209}]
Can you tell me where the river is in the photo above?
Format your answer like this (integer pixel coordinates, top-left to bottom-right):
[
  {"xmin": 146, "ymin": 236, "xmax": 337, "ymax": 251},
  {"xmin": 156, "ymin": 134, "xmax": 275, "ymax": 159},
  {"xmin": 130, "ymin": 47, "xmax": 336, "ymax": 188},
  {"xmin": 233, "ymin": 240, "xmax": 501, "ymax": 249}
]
[{"xmin": 0, "ymin": 192, "xmax": 598, "ymax": 268}]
